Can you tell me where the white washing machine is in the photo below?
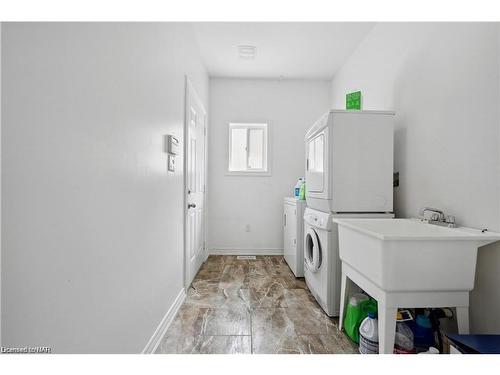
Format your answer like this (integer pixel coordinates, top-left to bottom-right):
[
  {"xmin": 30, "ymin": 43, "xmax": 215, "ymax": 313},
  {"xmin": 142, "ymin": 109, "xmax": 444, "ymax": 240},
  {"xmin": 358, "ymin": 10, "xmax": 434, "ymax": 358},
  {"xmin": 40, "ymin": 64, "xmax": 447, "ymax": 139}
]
[
  {"xmin": 304, "ymin": 208, "xmax": 393, "ymax": 317},
  {"xmin": 304, "ymin": 208, "xmax": 338, "ymax": 317}
]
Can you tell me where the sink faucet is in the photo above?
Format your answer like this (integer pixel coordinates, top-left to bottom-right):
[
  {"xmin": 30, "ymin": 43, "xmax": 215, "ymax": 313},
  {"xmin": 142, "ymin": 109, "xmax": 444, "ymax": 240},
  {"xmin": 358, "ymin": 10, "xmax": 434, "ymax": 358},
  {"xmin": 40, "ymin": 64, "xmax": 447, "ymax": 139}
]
[
  {"xmin": 419, "ymin": 207, "xmax": 456, "ymax": 228},
  {"xmin": 420, "ymin": 207, "xmax": 445, "ymax": 221}
]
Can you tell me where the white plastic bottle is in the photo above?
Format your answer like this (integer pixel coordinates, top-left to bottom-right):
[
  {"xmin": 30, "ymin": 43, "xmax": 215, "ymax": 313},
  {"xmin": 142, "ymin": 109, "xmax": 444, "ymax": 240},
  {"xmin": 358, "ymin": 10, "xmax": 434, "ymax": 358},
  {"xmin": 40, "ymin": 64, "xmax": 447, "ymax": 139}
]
[
  {"xmin": 294, "ymin": 178, "xmax": 304, "ymax": 198},
  {"xmin": 359, "ymin": 312, "xmax": 379, "ymax": 354}
]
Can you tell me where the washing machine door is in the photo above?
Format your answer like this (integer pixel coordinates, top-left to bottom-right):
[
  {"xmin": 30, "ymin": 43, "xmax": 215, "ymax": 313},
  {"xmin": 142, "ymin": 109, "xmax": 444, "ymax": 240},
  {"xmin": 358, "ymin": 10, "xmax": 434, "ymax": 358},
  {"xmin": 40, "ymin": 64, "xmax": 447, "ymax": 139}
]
[{"xmin": 304, "ymin": 227, "xmax": 322, "ymax": 272}]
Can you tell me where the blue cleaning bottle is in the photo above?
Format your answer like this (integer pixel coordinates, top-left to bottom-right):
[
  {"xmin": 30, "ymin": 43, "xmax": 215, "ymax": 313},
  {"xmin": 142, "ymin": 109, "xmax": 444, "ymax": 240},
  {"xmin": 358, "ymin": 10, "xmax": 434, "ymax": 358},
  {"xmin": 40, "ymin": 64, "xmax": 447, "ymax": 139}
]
[
  {"xmin": 412, "ymin": 314, "xmax": 435, "ymax": 352},
  {"xmin": 294, "ymin": 178, "xmax": 303, "ymax": 198}
]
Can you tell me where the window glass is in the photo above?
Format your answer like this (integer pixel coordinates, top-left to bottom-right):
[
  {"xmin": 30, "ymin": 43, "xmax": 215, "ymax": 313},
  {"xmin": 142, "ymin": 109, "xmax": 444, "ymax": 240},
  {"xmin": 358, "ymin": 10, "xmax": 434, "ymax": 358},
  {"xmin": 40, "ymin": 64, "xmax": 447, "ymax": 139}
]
[
  {"xmin": 228, "ymin": 123, "xmax": 268, "ymax": 173},
  {"xmin": 248, "ymin": 128, "xmax": 264, "ymax": 169},
  {"xmin": 229, "ymin": 128, "xmax": 247, "ymax": 171}
]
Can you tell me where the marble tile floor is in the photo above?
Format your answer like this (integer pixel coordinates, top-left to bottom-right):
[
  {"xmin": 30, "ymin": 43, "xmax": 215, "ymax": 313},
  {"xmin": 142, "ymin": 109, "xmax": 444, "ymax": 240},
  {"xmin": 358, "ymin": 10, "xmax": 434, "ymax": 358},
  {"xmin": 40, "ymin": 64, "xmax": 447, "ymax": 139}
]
[{"xmin": 156, "ymin": 255, "xmax": 358, "ymax": 354}]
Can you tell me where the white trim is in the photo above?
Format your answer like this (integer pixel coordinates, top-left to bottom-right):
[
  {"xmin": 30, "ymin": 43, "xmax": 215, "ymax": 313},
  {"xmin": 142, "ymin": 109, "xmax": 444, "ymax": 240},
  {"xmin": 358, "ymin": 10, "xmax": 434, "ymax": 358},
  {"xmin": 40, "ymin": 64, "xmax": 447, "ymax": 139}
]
[
  {"xmin": 184, "ymin": 76, "xmax": 208, "ymax": 289},
  {"xmin": 142, "ymin": 288, "xmax": 186, "ymax": 354},
  {"xmin": 0, "ymin": 24, "xmax": 3, "ymax": 347},
  {"xmin": 183, "ymin": 77, "xmax": 189, "ymax": 290},
  {"xmin": 209, "ymin": 248, "xmax": 284, "ymax": 256},
  {"xmin": 224, "ymin": 171, "xmax": 272, "ymax": 177}
]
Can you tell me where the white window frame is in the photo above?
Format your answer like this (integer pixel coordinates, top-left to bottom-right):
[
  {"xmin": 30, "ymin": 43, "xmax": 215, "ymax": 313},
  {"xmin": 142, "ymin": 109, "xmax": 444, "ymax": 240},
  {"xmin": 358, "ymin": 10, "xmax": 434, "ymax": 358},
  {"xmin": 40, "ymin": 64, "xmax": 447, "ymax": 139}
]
[{"xmin": 227, "ymin": 122, "xmax": 271, "ymax": 176}]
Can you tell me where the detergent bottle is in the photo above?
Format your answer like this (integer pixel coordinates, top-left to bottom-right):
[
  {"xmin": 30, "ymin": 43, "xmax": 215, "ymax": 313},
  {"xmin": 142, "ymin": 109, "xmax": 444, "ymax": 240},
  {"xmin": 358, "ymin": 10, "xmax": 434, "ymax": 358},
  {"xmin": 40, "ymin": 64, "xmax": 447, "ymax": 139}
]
[
  {"xmin": 413, "ymin": 313, "xmax": 436, "ymax": 352},
  {"xmin": 299, "ymin": 179, "xmax": 306, "ymax": 200},
  {"xmin": 294, "ymin": 178, "xmax": 304, "ymax": 198},
  {"xmin": 359, "ymin": 312, "xmax": 379, "ymax": 354}
]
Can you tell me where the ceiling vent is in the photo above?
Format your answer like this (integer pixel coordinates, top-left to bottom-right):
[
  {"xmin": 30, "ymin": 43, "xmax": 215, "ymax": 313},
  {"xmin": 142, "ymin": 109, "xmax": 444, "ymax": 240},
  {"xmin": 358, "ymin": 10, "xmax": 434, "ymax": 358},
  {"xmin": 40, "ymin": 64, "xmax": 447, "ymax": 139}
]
[{"xmin": 238, "ymin": 45, "xmax": 256, "ymax": 59}]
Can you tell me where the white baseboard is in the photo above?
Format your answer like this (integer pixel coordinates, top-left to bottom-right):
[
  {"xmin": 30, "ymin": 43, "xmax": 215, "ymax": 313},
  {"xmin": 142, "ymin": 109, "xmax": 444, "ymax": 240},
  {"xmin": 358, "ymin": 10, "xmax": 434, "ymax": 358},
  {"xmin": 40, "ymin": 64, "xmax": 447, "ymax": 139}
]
[
  {"xmin": 209, "ymin": 248, "xmax": 284, "ymax": 256},
  {"xmin": 142, "ymin": 288, "xmax": 186, "ymax": 354}
]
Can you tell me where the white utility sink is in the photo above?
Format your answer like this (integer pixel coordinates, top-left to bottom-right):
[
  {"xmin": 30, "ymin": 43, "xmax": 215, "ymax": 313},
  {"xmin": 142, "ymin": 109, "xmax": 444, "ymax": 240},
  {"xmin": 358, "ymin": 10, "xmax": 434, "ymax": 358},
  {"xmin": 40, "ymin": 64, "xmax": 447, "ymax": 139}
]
[
  {"xmin": 333, "ymin": 218, "xmax": 500, "ymax": 354},
  {"xmin": 334, "ymin": 218, "xmax": 500, "ymax": 292}
]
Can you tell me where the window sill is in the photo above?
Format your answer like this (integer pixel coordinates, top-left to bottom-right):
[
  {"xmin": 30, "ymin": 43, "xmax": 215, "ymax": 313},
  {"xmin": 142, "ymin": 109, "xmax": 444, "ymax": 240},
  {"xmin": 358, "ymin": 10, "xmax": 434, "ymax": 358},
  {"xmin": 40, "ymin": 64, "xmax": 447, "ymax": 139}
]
[{"xmin": 225, "ymin": 170, "xmax": 272, "ymax": 177}]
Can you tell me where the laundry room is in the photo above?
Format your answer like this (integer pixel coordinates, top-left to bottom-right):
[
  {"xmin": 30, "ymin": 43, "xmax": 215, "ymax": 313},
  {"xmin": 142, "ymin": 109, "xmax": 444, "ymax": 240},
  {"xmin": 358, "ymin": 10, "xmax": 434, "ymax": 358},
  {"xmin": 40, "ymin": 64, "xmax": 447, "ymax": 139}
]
[
  {"xmin": 2, "ymin": 1, "xmax": 500, "ymax": 373},
  {"xmin": 177, "ymin": 22, "xmax": 500, "ymax": 356}
]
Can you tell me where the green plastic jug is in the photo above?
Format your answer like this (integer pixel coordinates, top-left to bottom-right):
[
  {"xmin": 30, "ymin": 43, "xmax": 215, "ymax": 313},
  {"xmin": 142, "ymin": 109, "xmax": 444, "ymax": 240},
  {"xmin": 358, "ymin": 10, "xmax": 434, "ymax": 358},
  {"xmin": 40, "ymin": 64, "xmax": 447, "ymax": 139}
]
[
  {"xmin": 343, "ymin": 295, "xmax": 377, "ymax": 343},
  {"xmin": 299, "ymin": 181, "xmax": 306, "ymax": 200}
]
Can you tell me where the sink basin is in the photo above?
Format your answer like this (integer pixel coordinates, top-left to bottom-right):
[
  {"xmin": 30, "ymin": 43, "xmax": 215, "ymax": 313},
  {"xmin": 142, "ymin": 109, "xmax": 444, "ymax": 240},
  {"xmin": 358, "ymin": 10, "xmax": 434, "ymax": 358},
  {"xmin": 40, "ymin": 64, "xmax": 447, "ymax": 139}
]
[{"xmin": 332, "ymin": 218, "xmax": 500, "ymax": 292}]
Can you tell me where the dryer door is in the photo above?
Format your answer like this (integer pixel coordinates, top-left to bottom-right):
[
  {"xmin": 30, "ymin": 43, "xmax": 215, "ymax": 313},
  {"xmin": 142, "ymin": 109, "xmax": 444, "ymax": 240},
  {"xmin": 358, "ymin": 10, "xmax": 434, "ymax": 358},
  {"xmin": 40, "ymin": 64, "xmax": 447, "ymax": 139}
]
[
  {"xmin": 306, "ymin": 132, "xmax": 325, "ymax": 193},
  {"xmin": 304, "ymin": 227, "xmax": 322, "ymax": 272}
]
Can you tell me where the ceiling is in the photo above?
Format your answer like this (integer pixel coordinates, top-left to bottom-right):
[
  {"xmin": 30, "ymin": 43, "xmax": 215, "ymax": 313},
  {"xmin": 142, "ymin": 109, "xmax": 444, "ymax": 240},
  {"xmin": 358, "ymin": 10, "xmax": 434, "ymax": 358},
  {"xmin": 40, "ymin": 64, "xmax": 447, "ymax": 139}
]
[{"xmin": 192, "ymin": 22, "xmax": 375, "ymax": 80}]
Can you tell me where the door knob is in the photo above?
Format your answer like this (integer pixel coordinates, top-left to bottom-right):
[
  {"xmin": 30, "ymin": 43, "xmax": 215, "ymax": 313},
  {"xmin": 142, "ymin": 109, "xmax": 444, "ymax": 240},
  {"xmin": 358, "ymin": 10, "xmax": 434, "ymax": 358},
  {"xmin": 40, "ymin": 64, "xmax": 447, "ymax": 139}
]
[{"xmin": 188, "ymin": 203, "xmax": 196, "ymax": 209}]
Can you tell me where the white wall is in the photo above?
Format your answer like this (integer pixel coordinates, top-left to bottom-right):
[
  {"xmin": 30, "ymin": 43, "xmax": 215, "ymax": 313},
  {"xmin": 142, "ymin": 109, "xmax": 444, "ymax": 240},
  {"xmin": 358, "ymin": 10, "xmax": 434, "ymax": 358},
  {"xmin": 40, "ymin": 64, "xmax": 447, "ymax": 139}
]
[
  {"xmin": 1, "ymin": 23, "xmax": 208, "ymax": 353},
  {"xmin": 330, "ymin": 22, "xmax": 500, "ymax": 333},
  {"xmin": 0, "ymin": 23, "xmax": 2, "ymax": 347},
  {"xmin": 208, "ymin": 78, "xmax": 330, "ymax": 253}
]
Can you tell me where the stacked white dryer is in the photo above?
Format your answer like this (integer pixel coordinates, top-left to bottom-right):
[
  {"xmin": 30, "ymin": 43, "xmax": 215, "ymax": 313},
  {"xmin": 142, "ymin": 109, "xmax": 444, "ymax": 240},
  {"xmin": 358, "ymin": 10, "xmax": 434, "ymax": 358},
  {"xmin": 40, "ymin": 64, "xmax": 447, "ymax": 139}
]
[{"xmin": 303, "ymin": 110, "xmax": 394, "ymax": 317}]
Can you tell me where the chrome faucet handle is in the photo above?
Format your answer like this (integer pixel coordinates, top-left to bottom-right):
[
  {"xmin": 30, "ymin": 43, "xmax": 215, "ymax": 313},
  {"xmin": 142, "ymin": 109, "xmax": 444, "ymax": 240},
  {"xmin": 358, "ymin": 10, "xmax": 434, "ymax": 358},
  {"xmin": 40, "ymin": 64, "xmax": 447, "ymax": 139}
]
[
  {"xmin": 420, "ymin": 207, "xmax": 445, "ymax": 221},
  {"xmin": 446, "ymin": 215, "xmax": 455, "ymax": 224}
]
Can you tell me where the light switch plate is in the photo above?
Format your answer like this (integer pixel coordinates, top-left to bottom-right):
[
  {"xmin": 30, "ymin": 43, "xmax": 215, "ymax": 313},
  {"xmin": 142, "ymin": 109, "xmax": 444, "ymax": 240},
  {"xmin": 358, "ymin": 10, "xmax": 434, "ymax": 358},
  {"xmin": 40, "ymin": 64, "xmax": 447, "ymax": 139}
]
[{"xmin": 168, "ymin": 155, "xmax": 175, "ymax": 172}]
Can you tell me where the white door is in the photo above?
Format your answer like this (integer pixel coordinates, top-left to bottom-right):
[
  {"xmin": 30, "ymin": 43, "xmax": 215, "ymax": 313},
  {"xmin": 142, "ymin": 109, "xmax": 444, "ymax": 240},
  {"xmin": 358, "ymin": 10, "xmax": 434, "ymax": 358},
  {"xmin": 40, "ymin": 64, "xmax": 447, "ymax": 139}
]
[
  {"xmin": 306, "ymin": 131, "xmax": 325, "ymax": 193},
  {"xmin": 185, "ymin": 78, "xmax": 207, "ymax": 287}
]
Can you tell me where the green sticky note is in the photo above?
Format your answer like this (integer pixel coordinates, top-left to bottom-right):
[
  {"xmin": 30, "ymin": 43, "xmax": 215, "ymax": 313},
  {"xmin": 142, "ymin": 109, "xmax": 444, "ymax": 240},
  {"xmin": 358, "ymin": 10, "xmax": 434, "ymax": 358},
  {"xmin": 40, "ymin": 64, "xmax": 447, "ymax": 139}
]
[{"xmin": 346, "ymin": 91, "xmax": 362, "ymax": 110}]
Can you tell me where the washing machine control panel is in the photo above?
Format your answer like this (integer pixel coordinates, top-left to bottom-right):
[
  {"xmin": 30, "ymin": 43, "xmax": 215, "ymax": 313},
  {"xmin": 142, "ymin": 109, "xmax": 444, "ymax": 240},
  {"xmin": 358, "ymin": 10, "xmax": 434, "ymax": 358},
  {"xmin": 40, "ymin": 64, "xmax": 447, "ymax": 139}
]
[{"xmin": 303, "ymin": 208, "xmax": 332, "ymax": 231}]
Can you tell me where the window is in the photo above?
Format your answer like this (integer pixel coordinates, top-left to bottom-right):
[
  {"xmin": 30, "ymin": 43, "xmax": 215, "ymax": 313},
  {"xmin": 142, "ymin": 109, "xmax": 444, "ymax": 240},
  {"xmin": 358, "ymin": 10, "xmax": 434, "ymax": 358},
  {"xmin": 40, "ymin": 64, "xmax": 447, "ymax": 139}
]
[{"xmin": 228, "ymin": 123, "xmax": 269, "ymax": 174}]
